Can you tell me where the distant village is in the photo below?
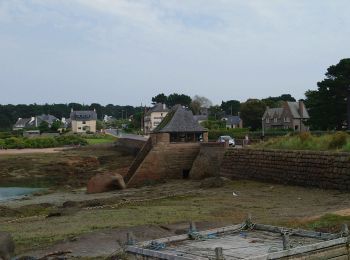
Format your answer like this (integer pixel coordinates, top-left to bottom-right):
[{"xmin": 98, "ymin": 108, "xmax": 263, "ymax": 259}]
[{"xmin": 11, "ymin": 99, "xmax": 310, "ymax": 138}]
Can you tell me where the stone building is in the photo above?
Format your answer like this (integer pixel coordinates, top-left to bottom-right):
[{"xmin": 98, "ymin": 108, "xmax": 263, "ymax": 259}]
[
  {"xmin": 151, "ymin": 104, "xmax": 208, "ymax": 144},
  {"xmin": 70, "ymin": 109, "xmax": 97, "ymax": 133},
  {"xmin": 143, "ymin": 103, "xmax": 169, "ymax": 134},
  {"xmin": 262, "ymin": 101, "xmax": 309, "ymax": 132},
  {"xmin": 124, "ymin": 105, "xmax": 209, "ymax": 186}
]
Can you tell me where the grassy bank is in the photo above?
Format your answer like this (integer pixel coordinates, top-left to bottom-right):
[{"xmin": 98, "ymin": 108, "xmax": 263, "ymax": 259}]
[{"xmin": 254, "ymin": 132, "xmax": 350, "ymax": 152}]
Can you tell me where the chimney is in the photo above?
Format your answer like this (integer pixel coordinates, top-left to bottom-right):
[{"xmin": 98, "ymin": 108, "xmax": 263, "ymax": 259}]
[
  {"xmin": 71, "ymin": 108, "xmax": 73, "ymax": 112},
  {"xmin": 163, "ymin": 103, "xmax": 166, "ymax": 110},
  {"xmin": 94, "ymin": 108, "xmax": 96, "ymax": 112},
  {"xmin": 299, "ymin": 101, "xmax": 304, "ymax": 118}
]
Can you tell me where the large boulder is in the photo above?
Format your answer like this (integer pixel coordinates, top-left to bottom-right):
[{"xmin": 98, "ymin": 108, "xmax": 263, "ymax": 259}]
[
  {"xmin": 0, "ymin": 232, "xmax": 15, "ymax": 260},
  {"xmin": 87, "ymin": 173, "xmax": 126, "ymax": 194}
]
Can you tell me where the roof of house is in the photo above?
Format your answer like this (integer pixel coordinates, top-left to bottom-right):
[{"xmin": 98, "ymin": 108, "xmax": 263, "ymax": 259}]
[
  {"xmin": 287, "ymin": 102, "xmax": 310, "ymax": 119},
  {"xmin": 37, "ymin": 114, "xmax": 58, "ymax": 124},
  {"xmin": 262, "ymin": 108, "xmax": 284, "ymax": 119},
  {"xmin": 14, "ymin": 118, "xmax": 31, "ymax": 127},
  {"xmin": 145, "ymin": 103, "xmax": 169, "ymax": 116},
  {"xmin": 70, "ymin": 110, "xmax": 97, "ymax": 121},
  {"xmin": 262, "ymin": 101, "xmax": 310, "ymax": 120},
  {"xmin": 222, "ymin": 115, "xmax": 241, "ymax": 125},
  {"xmin": 193, "ymin": 115, "xmax": 208, "ymax": 122},
  {"xmin": 153, "ymin": 105, "xmax": 207, "ymax": 133}
]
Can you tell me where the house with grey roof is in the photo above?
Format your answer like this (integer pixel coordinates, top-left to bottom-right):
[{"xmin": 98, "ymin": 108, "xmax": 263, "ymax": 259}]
[
  {"xmin": 144, "ymin": 103, "xmax": 169, "ymax": 134},
  {"xmin": 13, "ymin": 118, "xmax": 32, "ymax": 130},
  {"xmin": 70, "ymin": 109, "xmax": 97, "ymax": 133},
  {"xmin": 13, "ymin": 114, "xmax": 59, "ymax": 130},
  {"xmin": 221, "ymin": 115, "xmax": 243, "ymax": 129},
  {"xmin": 152, "ymin": 104, "xmax": 208, "ymax": 143},
  {"xmin": 262, "ymin": 101, "xmax": 310, "ymax": 132}
]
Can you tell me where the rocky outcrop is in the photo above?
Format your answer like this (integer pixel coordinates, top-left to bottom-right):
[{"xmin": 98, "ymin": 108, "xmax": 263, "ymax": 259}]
[{"xmin": 87, "ymin": 173, "xmax": 126, "ymax": 194}]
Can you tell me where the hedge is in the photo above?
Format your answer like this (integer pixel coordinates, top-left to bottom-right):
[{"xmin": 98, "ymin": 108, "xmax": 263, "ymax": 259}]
[{"xmin": 0, "ymin": 135, "xmax": 87, "ymax": 149}]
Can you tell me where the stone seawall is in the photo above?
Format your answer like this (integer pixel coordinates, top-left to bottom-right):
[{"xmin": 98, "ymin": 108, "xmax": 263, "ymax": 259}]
[
  {"xmin": 115, "ymin": 137, "xmax": 147, "ymax": 155},
  {"xmin": 221, "ymin": 149, "xmax": 350, "ymax": 190},
  {"xmin": 190, "ymin": 142, "xmax": 226, "ymax": 179},
  {"xmin": 128, "ymin": 143, "xmax": 201, "ymax": 187}
]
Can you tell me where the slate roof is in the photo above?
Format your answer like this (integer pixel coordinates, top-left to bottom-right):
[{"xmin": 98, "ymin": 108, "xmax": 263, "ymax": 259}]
[
  {"xmin": 223, "ymin": 116, "xmax": 241, "ymax": 125},
  {"xmin": 262, "ymin": 108, "xmax": 284, "ymax": 119},
  {"xmin": 262, "ymin": 101, "xmax": 310, "ymax": 120},
  {"xmin": 145, "ymin": 103, "xmax": 169, "ymax": 116},
  {"xmin": 14, "ymin": 118, "xmax": 31, "ymax": 128},
  {"xmin": 153, "ymin": 105, "xmax": 207, "ymax": 133},
  {"xmin": 193, "ymin": 115, "xmax": 208, "ymax": 122},
  {"xmin": 37, "ymin": 114, "xmax": 58, "ymax": 125},
  {"xmin": 70, "ymin": 110, "xmax": 97, "ymax": 121},
  {"xmin": 287, "ymin": 102, "xmax": 310, "ymax": 119}
]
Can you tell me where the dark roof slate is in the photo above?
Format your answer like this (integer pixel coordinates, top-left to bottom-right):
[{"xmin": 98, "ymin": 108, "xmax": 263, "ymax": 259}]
[
  {"xmin": 145, "ymin": 103, "xmax": 169, "ymax": 115},
  {"xmin": 153, "ymin": 105, "xmax": 207, "ymax": 133},
  {"xmin": 70, "ymin": 110, "xmax": 97, "ymax": 121}
]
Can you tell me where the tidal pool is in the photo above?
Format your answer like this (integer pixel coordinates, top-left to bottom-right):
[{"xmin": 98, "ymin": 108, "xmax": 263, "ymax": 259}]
[{"xmin": 0, "ymin": 187, "xmax": 42, "ymax": 202}]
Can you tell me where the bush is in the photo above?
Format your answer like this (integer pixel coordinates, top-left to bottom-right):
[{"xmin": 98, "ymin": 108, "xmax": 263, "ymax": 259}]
[
  {"xmin": 56, "ymin": 135, "xmax": 88, "ymax": 146},
  {"xmin": 328, "ymin": 132, "xmax": 348, "ymax": 149},
  {"xmin": 299, "ymin": 132, "xmax": 312, "ymax": 142},
  {"xmin": 4, "ymin": 137, "xmax": 26, "ymax": 149}
]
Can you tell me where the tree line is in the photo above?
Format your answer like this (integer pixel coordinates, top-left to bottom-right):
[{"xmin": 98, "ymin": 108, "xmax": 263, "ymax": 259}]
[
  {"xmin": 1, "ymin": 58, "xmax": 349, "ymax": 131},
  {"xmin": 0, "ymin": 103, "xmax": 141, "ymax": 131}
]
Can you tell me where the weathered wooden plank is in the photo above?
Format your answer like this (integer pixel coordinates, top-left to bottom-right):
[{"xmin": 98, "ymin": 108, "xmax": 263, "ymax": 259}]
[
  {"xmin": 253, "ymin": 224, "xmax": 338, "ymax": 240},
  {"xmin": 137, "ymin": 224, "xmax": 243, "ymax": 247},
  {"xmin": 246, "ymin": 237, "xmax": 348, "ymax": 260},
  {"xmin": 126, "ymin": 246, "xmax": 201, "ymax": 260},
  {"xmin": 289, "ymin": 245, "xmax": 349, "ymax": 260}
]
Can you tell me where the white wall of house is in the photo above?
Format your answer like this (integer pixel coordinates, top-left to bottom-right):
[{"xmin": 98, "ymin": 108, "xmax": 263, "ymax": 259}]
[
  {"xmin": 72, "ymin": 120, "xmax": 96, "ymax": 133},
  {"xmin": 144, "ymin": 111, "xmax": 168, "ymax": 134}
]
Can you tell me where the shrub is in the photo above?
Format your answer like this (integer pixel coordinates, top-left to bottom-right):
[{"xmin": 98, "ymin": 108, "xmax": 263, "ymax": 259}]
[
  {"xmin": 56, "ymin": 135, "xmax": 88, "ymax": 146},
  {"xmin": 4, "ymin": 137, "xmax": 26, "ymax": 149},
  {"xmin": 328, "ymin": 132, "xmax": 348, "ymax": 149},
  {"xmin": 299, "ymin": 132, "xmax": 312, "ymax": 142}
]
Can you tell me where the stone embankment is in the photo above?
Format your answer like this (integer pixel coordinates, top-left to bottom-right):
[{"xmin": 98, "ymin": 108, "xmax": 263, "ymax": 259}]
[{"xmin": 221, "ymin": 149, "xmax": 350, "ymax": 190}]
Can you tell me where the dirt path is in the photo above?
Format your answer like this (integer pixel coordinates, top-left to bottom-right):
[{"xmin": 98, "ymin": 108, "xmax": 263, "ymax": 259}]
[{"xmin": 0, "ymin": 147, "xmax": 68, "ymax": 155}]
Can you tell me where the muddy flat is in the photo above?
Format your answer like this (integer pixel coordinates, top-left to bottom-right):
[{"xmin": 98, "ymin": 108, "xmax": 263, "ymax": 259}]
[{"xmin": 2, "ymin": 180, "xmax": 350, "ymax": 258}]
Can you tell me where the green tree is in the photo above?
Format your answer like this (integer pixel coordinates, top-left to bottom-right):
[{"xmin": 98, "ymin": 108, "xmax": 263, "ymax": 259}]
[
  {"xmin": 166, "ymin": 93, "xmax": 192, "ymax": 107},
  {"xmin": 305, "ymin": 58, "xmax": 350, "ymax": 130},
  {"xmin": 50, "ymin": 120, "xmax": 63, "ymax": 132},
  {"xmin": 220, "ymin": 100, "xmax": 241, "ymax": 116},
  {"xmin": 208, "ymin": 105, "xmax": 224, "ymax": 120},
  {"xmin": 240, "ymin": 99, "xmax": 266, "ymax": 130},
  {"xmin": 38, "ymin": 121, "xmax": 50, "ymax": 133},
  {"xmin": 151, "ymin": 93, "xmax": 168, "ymax": 104},
  {"xmin": 262, "ymin": 94, "xmax": 296, "ymax": 107},
  {"xmin": 190, "ymin": 95, "xmax": 212, "ymax": 115}
]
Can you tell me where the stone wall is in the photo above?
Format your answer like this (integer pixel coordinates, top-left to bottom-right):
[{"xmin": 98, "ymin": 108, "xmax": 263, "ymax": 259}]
[
  {"xmin": 221, "ymin": 149, "xmax": 350, "ymax": 190},
  {"xmin": 190, "ymin": 142, "xmax": 226, "ymax": 179},
  {"xmin": 115, "ymin": 137, "xmax": 147, "ymax": 156},
  {"xmin": 128, "ymin": 143, "xmax": 201, "ymax": 187}
]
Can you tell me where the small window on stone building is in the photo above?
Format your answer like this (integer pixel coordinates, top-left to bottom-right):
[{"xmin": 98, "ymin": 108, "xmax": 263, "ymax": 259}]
[
  {"xmin": 274, "ymin": 118, "xmax": 278, "ymax": 123},
  {"xmin": 266, "ymin": 118, "xmax": 270, "ymax": 123}
]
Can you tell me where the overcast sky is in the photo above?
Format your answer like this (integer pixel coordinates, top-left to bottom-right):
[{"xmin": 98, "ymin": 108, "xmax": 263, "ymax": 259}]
[{"xmin": 0, "ymin": 0, "xmax": 349, "ymax": 106}]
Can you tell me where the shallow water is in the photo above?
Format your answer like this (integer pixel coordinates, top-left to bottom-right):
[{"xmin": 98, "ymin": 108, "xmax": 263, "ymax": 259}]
[{"xmin": 0, "ymin": 187, "xmax": 42, "ymax": 202}]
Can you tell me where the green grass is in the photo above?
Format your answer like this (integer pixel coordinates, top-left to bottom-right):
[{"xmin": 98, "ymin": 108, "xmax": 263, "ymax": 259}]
[
  {"xmin": 254, "ymin": 132, "xmax": 350, "ymax": 152},
  {"xmin": 86, "ymin": 137, "xmax": 117, "ymax": 145}
]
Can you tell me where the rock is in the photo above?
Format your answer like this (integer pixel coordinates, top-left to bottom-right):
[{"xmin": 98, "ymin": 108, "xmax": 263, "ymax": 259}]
[
  {"xmin": 0, "ymin": 232, "xmax": 15, "ymax": 260},
  {"xmin": 87, "ymin": 173, "xmax": 126, "ymax": 194},
  {"xmin": 199, "ymin": 177, "xmax": 231, "ymax": 188}
]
